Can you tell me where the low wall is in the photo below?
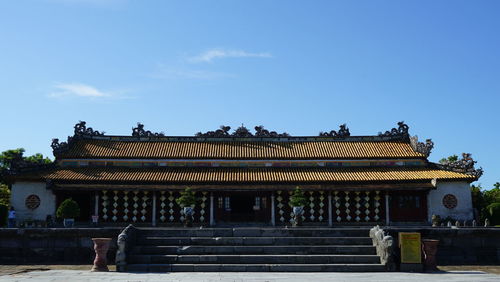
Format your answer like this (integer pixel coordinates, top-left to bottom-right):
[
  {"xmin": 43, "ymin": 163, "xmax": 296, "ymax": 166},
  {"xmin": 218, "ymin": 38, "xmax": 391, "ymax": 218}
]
[
  {"xmin": 386, "ymin": 227, "xmax": 500, "ymax": 265},
  {"xmin": 0, "ymin": 227, "xmax": 499, "ymax": 266},
  {"xmin": 0, "ymin": 228, "xmax": 122, "ymax": 264}
]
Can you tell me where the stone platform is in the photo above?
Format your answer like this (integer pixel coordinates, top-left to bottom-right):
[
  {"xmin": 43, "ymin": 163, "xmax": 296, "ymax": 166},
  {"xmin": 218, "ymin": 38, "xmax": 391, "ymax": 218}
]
[
  {"xmin": 1, "ymin": 270, "xmax": 499, "ymax": 282},
  {"xmin": 122, "ymin": 227, "xmax": 386, "ymax": 272}
]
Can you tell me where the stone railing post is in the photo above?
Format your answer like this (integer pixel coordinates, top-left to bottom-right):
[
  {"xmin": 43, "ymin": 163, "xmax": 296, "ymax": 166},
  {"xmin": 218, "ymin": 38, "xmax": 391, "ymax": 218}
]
[
  {"xmin": 115, "ymin": 224, "xmax": 137, "ymax": 272},
  {"xmin": 370, "ymin": 225, "xmax": 396, "ymax": 271}
]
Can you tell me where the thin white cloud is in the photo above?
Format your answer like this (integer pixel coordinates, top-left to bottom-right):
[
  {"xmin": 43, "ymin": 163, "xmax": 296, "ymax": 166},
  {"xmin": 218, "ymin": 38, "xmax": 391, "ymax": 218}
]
[
  {"xmin": 49, "ymin": 83, "xmax": 110, "ymax": 98},
  {"xmin": 189, "ymin": 49, "xmax": 273, "ymax": 63},
  {"xmin": 149, "ymin": 64, "xmax": 235, "ymax": 80}
]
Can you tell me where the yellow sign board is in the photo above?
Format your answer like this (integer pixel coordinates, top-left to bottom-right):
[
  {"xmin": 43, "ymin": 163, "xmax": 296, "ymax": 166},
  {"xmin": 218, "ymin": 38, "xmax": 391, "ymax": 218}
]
[{"xmin": 399, "ymin": 232, "xmax": 421, "ymax": 263}]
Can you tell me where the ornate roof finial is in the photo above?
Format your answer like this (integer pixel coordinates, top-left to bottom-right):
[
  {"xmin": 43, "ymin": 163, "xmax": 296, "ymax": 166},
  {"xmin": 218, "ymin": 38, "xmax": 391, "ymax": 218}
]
[
  {"xmin": 438, "ymin": 153, "xmax": 483, "ymax": 178},
  {"xmin": 378, "ymin": 121, "xmax": 409, "ymax": 138},
  {"xmin": 410, "ymin": 136, "xmax": 434, "ymax": 157},
  {"xmin": 132, "ymin": 123, "xmax": 165, "ymax": 137},
  {"xmin": 196, "ymin": 125, "xmax": 231, "ymax": 137},
  {"xmin": 232, "ymin": 125, "xmax": 253, "ymax": 137},
  {"xmin": 254, "ymin": 125, "xmax": 290, "ymax": 137},
  {"xmin": 319, "ymin": 124, "xmax": 350, "ymax": 138},
  {"xmin": 74, "ymin": 121, "xmax": 104, "ymax": 137}
]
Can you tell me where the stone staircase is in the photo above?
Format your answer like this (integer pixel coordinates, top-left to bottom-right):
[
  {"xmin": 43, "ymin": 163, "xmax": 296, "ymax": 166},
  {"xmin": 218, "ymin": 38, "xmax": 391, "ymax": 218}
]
[{"xmin": 124, "ymin": 227, "xmax": 386, "ymax": 272}]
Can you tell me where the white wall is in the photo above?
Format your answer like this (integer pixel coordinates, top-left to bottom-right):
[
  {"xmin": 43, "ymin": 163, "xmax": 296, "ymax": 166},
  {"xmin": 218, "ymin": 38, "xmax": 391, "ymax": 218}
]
[
  {"xmin": 10, "ymin": 182, "xmax": 56, "ymax": 221},
  {"xmin": 427, "ymin": 181, "xmax": 473, "ymax": 222}
]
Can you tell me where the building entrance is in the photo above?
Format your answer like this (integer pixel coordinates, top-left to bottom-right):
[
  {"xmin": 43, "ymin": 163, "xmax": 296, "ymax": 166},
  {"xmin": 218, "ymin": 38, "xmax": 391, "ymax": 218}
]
[{"xmin": 215, "ymin": 191, "xmax": 271, "ymax": 224}]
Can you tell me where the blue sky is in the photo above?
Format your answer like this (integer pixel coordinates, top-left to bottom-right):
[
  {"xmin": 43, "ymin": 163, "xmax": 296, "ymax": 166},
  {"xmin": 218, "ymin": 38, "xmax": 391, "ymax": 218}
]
[{"xmin": 0, "ymin": 0, "xmax": 498, "ymax": 189}]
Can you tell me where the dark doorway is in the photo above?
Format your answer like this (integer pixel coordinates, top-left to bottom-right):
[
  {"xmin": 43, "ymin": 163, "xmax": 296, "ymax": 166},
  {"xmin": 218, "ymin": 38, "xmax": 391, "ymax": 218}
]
[
  {"xmin": 230, "ymin": 194, "xmax": 254, "ymax": 221},
  {"xmin": 215, "ymin": 191, "xmax": 271, "ymax": 224}
]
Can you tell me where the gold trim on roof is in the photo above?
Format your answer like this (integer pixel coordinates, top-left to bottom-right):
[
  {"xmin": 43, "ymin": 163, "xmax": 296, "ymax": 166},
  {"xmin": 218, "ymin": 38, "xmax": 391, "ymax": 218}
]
[
  {"xmin": 60, "ymin": 140, "xmax": 425, "ymax": 159},
  {"xmin": 42, "ymin": 167, "xmax": 473, "ymax": 183}
]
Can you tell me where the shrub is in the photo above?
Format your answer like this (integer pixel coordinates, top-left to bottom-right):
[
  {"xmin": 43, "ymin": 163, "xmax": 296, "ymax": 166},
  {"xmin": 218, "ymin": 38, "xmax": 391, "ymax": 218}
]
[
  {"xmin": 485, "ymin": 202, "xmax": 500, "ymax": 226},
  {"xmin": 56, "ymin": 198, "xmax": 80, "ymax": 219},
  {"xmin": 289, "ymin": 186, "xmax": 308, "ymax": 207},
  {"xmin": 175, "ymin": 188, "xmax": 197, "ymax": 207},
  {"xmin": 0, "ymin": 204, "xmax": 7, "ymax": 227}
]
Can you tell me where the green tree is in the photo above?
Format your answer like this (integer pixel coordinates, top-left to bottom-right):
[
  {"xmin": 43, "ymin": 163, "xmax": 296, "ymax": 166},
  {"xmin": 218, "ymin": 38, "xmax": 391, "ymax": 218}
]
[
  {"xmin": 56, "ymin": 198, "xmax": 80, "ymax": 219},
  {"xmin": 0, "ymin": 148, "xmax": 52, "ymax": 184},
  {"xmin": 470, "ymin": 182, "xmax": 500, "ymax": 221},
  {"xmin": 289, "ymin": 186, "xmax": 308, "ymax": 207},
  {"xmin": 483, "ymin": 182, "xmax": 500, "ymax": 205},
  {"xmin": 175, "ymin": 188, "xmax": 197, "ymax": 207},
  {"xmin": 0, "ymin": 184, "xmax": 10, "ymax": 206},
  {"xmin": 24, "ymin": 153, "xmax": 52, "ymax": 165},
  {"xmin": 0, "ymin": 148, "xmax": 51, "ymax": 169},
  {"xmin": 439, "ymin": 154, "xmax": 458, "ymax": 164}
]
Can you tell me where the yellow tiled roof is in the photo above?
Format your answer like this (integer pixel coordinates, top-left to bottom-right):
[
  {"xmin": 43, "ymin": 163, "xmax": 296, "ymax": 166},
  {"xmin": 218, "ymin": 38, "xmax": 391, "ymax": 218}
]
[
  {"xmin": 41, "ymin": 166, "xmax": 474, "ymax": 183},
  {"xmin": 59, "ymin": 139, "xmax": 425, "ymax": 159}
]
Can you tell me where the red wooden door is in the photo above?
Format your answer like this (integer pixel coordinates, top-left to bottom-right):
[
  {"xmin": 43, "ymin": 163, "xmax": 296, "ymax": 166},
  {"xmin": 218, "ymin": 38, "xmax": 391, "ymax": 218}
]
[{"xmin": 390, "ymin": 191, "xmax": 427, "ymax": 222}]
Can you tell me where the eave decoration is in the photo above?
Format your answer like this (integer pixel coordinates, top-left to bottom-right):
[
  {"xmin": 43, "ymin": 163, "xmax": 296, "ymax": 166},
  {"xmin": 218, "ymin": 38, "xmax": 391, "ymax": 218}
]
[
  {"xmin": 196, "ymin": 125, "xmax": 289, "ymax": 138},
  {"xmin": 319, "ymin": 124, "xmax": 351, "ymax": 137},
  {"xmin": 437, "ymin": 153, "xmax": 484, "ymax": 178},
  {"xmin": 132, "ymin": 123, "xmax": 165, "ymax": 137},
  {"xmin": 410, "ymin": 136, "xmax": 434, "ymax": 157}
]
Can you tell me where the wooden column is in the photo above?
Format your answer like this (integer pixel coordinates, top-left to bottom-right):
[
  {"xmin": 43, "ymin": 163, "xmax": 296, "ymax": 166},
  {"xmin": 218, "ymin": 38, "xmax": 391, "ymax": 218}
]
[
  {"xmin": 271, "ymin": 192, "xmax": 276, "ymax": 226},
  {"xmin": 210, "ymin": 192, "xmax": 215, "ymax": 226},
  {"xmin": 328, "ymin": 191, "xmax": 333, "ymax": 227},
  {"xmin": 94, "ymin": 192, "xmax": 99, "ymax": 216},
  {"xmin": 385, "ymin": 191, "xmax": 390, "ymax": 226},
  {"xmin": 152, "ymin": 192, "xmax": 157, "ymax": 227}
]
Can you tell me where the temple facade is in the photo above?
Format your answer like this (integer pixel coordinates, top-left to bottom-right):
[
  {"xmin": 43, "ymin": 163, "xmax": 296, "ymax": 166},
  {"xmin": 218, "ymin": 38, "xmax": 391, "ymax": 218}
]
[{"xmin": 8, "ymin": 121, "xmax": 482, "ymax": 226}]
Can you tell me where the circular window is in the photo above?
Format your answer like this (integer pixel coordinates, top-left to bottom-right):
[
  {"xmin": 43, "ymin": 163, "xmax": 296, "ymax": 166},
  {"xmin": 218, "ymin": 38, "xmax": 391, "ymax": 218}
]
[
  {"xmin": 25, "ymin": 194, "xmax": 41, "ymax": 210},
  {"xmin": 442, "ymin": 194, "xmax": 458, "ymax": 209}
]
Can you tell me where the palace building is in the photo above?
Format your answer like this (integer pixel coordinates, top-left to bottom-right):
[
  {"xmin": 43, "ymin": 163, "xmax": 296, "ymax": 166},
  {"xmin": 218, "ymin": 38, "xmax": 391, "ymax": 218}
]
[{"xmin": 7, "ymin": 121, "xmax": 482, "ymax": 226}]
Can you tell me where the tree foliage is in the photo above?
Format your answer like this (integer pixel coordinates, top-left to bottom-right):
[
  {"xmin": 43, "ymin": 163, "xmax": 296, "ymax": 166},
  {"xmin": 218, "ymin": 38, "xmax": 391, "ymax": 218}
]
[
  {"xmin": 0, "ymin": 184, "xmax": 10, "ymax": 206},
  {"xmin": 0, "ymin": 148, "xmax": 51, "ymax": 169},
  {"xmin": 0, "ymin": 148, "xmax": 52, "ymax": 184},
  {"xmin": 471, "ymin": 182, "xmax": 500, "ymax": 222},
  {"xmin": 56, "ymin": 198, "xmax": 80, "ymax": 219},
  {"xmin": 175, "ymin": 187, "xmax": 197, "ymax": 207},
  {"xmin": 485, "ymin": 203, "xmax": 500, "ymax": 226},
  {"xmin": 439, "ymin": 154, "xmax": 458, "ymax": 164},
  {"xmin": 289, "ymin": 186, "xmax": 308, "ymax": 207}
]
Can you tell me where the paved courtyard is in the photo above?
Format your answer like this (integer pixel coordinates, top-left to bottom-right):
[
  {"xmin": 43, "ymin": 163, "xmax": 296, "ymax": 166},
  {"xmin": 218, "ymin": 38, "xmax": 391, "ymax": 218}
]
[{"xmin": 0, "ymin": 270, "xmax": 499, "ymax": 282}]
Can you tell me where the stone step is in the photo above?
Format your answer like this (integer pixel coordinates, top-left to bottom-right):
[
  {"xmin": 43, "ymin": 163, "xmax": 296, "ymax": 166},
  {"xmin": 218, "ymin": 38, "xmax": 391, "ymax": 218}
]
[
  {"xmin": 137, "ymin": 227, "xmax": 371, "ymax": 238},
  {"xmin": 126, "ymin": 263, "xmax": 387, "ymax": 272},
  {"xmin": 138, "ymin": 236, "xmax": 373, "ymax": 246},
  {"xmin": 131, "ymin": 245, "xmax": 376, "ymax": 255},
  {"xmin": 128, "ymin": 254, "xmax": 381, "ymax": 264}
]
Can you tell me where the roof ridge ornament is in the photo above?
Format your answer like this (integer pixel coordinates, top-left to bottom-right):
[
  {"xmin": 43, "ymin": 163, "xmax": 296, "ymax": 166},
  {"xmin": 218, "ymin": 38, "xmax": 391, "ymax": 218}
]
[
  {"xmin": 410, "ymin": 136, "xmax": 434, "ymax": 157},
  {"xmin": 231, "ymin": 125, "xmax": 254, "ymax": 137},
  {"xmin": 319, "ymin": 124, "xmax": 350, "ymax": 137},
  {"xmin": 52, "ymin": 121, "xmax": 103, "ymax": 157},
  {"xmin": 196, "ymin": 125, "xmax": 231, "ymax": 137},
  {"xmin": 254, "ymin": 125, "xmax": 290, "ymax": 137},
  {"xmin": 132, "ymin": 123, "xmax": 165, "ymax": 137},
  {"xmin": 51, "ymin": 138, "xmax": 70, "ymax": 154},
  {"xmin": 378, "ymin": 121, "xmax": 409, "ymax": 138},
  {"xmin": 74, "ymin": 121, "xmax": 105, "ymax": 137},
  {"xmin": 437, "ymin": 153, "xmax": 483, "ymax": 178},
  {"xmin": 196, "ymin": 125, "xmax": 289, "ymax": 137}
]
